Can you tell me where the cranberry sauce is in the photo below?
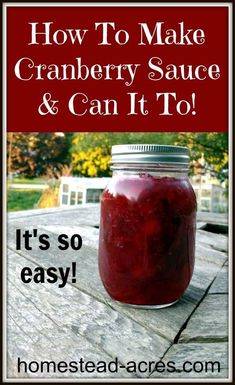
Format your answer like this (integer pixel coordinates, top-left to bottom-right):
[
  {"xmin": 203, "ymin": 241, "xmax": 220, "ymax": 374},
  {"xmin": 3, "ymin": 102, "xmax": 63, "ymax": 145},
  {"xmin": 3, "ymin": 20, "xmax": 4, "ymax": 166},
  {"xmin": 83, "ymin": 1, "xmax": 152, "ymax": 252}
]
[{"xmin": 98, "ymin": 174, "xmax": 197, "ymax": 306}]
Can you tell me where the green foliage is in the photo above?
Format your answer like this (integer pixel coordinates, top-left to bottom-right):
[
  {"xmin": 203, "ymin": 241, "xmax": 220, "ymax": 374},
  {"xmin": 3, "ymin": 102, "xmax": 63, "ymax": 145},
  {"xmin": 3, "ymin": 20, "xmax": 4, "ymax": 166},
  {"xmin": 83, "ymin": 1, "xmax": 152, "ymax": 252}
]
[
  {"xmin": 7, "ymin": 133, "xmax": 73, "ymax": 178},
  {"xmin": 7, "ymin": 132, "xmax": 228, "ymax": 183},
  {"xmin": 7, "ymin": 189, "xmax": 42, "ymax": 211},
  {"xmin": 7, "ymin": 133, "xmax": 35, "ymax": 177},
  {"xmin": 175, "ymin": 133, "xmax": 228, "ymax": 183},
  {"xmin": 71, "ymin": 132, "xmax": 228, "ymax": 182},
  {"xmin": 32, "ymin": 133, "xmax": 73, "ymax": 177}
]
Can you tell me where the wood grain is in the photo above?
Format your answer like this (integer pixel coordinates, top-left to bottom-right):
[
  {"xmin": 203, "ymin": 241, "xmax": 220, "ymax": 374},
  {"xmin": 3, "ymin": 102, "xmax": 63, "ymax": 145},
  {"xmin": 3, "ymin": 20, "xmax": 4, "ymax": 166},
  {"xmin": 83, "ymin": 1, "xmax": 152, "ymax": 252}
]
[{"xmin": 6, "ymin": 206, "xmax": 229, "ymax": 380}]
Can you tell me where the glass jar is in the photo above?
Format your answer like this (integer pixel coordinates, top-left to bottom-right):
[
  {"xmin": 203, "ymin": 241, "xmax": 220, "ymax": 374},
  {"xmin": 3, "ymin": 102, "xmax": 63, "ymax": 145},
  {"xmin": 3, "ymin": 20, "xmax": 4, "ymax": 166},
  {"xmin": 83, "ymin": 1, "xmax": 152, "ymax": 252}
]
[{"xmin": 98, "ymin": 144, "xmax": 197, "ymax": 308}]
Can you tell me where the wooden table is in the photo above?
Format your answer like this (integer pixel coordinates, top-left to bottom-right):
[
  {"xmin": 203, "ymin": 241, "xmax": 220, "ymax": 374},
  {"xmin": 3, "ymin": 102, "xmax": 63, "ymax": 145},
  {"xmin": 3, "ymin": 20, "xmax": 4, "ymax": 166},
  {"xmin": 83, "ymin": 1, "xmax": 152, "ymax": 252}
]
[{"xmin": 6, "ymin": 205, "xmax": 229, "ymax": 380}]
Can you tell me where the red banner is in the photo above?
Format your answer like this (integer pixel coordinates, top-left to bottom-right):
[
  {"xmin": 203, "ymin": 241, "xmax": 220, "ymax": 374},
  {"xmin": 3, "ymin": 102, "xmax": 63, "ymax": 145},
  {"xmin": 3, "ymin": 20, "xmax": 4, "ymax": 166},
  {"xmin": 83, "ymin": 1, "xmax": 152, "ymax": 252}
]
[{"xmin": 6, "ymin": 5, "xmax": 228, "ymax": 132}]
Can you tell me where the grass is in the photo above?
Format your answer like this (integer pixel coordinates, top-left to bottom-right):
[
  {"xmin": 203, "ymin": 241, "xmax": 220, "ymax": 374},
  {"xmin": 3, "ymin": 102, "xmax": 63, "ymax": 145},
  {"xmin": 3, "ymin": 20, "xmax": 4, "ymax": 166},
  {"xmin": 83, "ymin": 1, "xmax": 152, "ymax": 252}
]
[
  {"xmin": 8, "ymin": 177, "xmax": 47, "ymax": 185},
  {"xmin": 7, "ymin": 189, "xmax": 43, "ymax": 212}
]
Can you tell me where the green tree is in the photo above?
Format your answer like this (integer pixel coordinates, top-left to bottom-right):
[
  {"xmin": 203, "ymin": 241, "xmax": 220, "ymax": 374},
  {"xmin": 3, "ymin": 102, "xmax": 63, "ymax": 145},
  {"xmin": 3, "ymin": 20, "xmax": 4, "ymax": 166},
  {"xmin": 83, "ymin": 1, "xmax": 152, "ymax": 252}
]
[
  {"xmin": 8, "ymin": 132, "xmax": 228, "ymax": 183},
  {"xmin": 7, "ymin": 132, "xmax": 73, "ymax": 178},
  {"xmin": 7, "ymin": 133, "xmax": 36, "ymax": 177},
  {"xmin": 71, "ymin": 132, "xmax": 228, "ymax": 183},
  {"xmin": 175, "ymin": 133, "xmax": 228, "ymax": 183},
  {"xmin": 32, "ymin": 133, "xmax": 73, "ymax": 177}
]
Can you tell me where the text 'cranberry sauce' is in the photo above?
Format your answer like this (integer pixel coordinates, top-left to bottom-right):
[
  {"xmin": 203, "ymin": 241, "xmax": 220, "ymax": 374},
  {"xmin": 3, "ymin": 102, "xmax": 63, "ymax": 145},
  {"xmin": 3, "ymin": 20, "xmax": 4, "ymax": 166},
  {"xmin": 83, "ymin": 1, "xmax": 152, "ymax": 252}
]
[{"xmin": 98, "ymin": 145, "xmax": 197, "ymax": 308}]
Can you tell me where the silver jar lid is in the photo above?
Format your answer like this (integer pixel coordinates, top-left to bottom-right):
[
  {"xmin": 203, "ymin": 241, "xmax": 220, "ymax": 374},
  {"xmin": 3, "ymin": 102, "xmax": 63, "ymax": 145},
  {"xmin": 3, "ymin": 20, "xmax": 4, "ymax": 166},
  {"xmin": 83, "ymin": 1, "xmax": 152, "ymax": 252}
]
[{"xmin": 111, "ymin": 144, "xmax": 189, "ymax": 165}]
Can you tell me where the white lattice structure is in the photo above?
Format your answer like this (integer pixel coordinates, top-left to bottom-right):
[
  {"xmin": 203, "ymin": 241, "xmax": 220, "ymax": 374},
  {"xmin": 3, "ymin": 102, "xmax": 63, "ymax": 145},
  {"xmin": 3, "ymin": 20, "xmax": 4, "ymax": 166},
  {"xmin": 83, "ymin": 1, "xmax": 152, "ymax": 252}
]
[{"xmin": 59, "ymin": 176, "xmax": 111, "ymax": 206}]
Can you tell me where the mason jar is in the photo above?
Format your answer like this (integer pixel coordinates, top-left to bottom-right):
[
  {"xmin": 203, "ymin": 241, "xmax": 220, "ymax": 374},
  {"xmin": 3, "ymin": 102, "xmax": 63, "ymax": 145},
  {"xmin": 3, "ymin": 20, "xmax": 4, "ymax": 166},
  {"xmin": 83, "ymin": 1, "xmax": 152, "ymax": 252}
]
[{"xmin": 98, "ymin": 144, "xmax": 197, "ymax": 308}]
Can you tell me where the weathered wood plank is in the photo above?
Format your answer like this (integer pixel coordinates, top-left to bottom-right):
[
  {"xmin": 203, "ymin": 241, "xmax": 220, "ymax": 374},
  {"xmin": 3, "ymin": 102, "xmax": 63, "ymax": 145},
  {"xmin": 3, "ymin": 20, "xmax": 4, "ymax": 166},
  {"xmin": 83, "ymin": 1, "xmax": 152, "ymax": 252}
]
[
  {"xmin": 196, "ymin": 230, "xmax": 228, "ymax": 253},
  {"xmin": 37, "ymin": 224, "xmax": 100, "ymax": 250},
  {"xmin": 196, "ymin": 212, "xmax": 228, "ymax": 225},
  {"xmin": 8, "ymin": 205, "xmax": 101, "ymax": 227},
  {"xmin": 7, "ymin": 207, "xmax": 229, "ymax": 380},
  {"xmin": 150, "ymin": 342, "xmax": 228, "ymax": 379},
  {"xmin": 7, "ymin": 225, "xmax": 197, "ymax": 342},
  {"xmin": 7, "ymin": 224, "xmax": 106, "ymax": 302},
  {"xmin": 9, "ymin": 207, "xmax": 227, "ymax": 225},
  {"xmin": 8, "ymin": 292, "xmax": 121, "ymax": 379},
  {"xmin": 8, "ymin": 250, "xmax": 169, "ymax": 378},
  {"xmin": 195, "ymin": 242, "xmax": 227, "ymax": 266},
  {"xmin": 8, "ymin": 221, "xmax": 226, "ymax": 344},
  {"xmin": 179, "ymin": 294, "xmax": 228, "ymax": 343},
  {"xmin": 188, "ymin": 259, "xmax": 222, "ymax": 293},
  {"xmin": 7, "ymin": 320, "xmax": 30, "ymax": 379},
  {"xmin": 209, "ymin": 265, "xmax": 228, "ymax": 294},
  {"xmin": 196, "ymin": 221, "xmax": 207, "ymax": 229}
]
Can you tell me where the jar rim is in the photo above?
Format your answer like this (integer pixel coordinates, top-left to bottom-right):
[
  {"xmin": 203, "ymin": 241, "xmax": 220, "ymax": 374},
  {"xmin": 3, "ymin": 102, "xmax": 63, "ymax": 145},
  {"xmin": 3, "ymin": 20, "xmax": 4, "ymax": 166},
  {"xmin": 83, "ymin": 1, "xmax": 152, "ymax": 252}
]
[{"xmin": 111, "ymin": 144, "xmax": 190, "ymax": 165}]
